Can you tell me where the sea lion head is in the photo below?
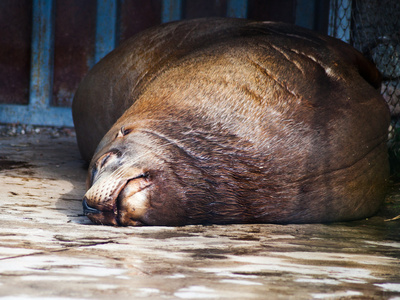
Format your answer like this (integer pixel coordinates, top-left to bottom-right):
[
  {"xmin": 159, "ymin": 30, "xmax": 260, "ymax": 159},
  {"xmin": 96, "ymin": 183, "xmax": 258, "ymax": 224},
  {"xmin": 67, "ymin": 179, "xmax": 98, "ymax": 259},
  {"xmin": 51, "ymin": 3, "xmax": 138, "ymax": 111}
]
[
  {"xmin": 81, "ymin": 108, "xmax": 213, "ymax": 227},
  {"xmin": 82, "ymin": 120, "xmax": 186, "ymax": 226},
  {"xmin": 83, "ymin": 124, "xmax": 150, "ymax": 226}
]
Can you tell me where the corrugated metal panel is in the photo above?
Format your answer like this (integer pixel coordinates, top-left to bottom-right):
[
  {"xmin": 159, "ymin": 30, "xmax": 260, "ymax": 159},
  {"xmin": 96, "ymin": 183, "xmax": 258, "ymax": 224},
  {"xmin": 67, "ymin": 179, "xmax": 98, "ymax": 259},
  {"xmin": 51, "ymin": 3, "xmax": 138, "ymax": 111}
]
[
  {"xmin": 94, "ymin": 0, "xmax": 118, "ymax": 64},
  {"xmin": 52, "ymin": 0, "xmax": 97, "ymax": 107},
  {"xmin": 183, "ymin": 0, "xmax": 228, "ymax": 19},
  {"xmin": 0, "ymin": 0, "xmax": 116, "ymax": 127},
  {"xmin": 295, "ymin": 0, "xmax": 330, "ymax": 33},
  {"xmin": 162, "ymin": 0, "xmax": 182, "ymax": 22},
  {"xmin": 227, "ymin": 0, "xmax": 248, "ymax": 18},
  {"xmin": 0, "ymin": 0, "xmax": 72, "ymax": 127},
  {"xmin": 248, "ymin": 0, "xmax": 296, "ymax": 23},
  {"xmin": 0, "ymin": 0, "xmax": 332, "ymax": 127},
  {"xmin": 118, "ymin": 0, "xmax": 162, "ymax": 42},
  {"xmin": 0, "ymin": 0, "xmax": 32, "ymax": 105}
]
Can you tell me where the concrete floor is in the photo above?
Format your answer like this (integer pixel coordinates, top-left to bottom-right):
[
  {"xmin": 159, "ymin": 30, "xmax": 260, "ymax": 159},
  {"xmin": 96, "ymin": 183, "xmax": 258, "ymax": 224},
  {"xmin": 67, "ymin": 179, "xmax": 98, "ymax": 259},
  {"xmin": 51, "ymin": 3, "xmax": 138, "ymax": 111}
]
[{"xmin": 1, "ymin": 132, "xmax": 400, "ymax": 300}]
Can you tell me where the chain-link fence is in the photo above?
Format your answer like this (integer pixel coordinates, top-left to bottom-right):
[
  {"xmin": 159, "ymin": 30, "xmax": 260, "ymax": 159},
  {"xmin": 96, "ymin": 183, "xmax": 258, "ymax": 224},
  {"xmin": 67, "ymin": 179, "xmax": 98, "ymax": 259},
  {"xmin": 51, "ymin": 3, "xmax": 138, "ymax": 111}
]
[{"xmin": 329, "ymin": 0, "xmax": 400, "ymax": 176}]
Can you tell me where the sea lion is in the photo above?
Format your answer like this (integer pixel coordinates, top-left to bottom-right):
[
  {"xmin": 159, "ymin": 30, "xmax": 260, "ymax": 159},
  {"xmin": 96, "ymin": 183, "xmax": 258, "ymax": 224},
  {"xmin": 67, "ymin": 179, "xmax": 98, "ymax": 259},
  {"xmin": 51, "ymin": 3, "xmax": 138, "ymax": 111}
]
[{"xmin": 72, "ymin": 18, "xmax": 390, "ymax": 226}]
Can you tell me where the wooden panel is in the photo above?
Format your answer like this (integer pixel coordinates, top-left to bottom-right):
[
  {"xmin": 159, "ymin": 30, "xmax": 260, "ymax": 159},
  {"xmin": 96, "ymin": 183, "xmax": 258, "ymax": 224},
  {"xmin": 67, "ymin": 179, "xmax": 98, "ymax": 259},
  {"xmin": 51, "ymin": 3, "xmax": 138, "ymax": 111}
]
[
  {"xmin": 52, "ymin": 0, "xmax": 97, "ymax": 107},
  {"xmin": 0, "ymin": 0, "xmax": 32, "ymax": 105},
  {"xmin": 248, "ymin": 0, "xmax": 296, "ymax": 23},
  {"xmin": 183, "ymin": 0, "xmax": 227, "ymax": 19},
  {"xmin": 118, "ymin": 0, "xmax": 162, "ymax": 43}
]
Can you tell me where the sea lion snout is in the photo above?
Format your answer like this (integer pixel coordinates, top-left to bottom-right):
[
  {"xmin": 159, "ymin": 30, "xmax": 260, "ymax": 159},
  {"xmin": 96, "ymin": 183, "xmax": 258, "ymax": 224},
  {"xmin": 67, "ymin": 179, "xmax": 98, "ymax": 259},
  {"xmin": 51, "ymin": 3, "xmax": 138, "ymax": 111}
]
[{"xmin": 83, "ymin": 144, "xmax": 153, "ymax": 226}]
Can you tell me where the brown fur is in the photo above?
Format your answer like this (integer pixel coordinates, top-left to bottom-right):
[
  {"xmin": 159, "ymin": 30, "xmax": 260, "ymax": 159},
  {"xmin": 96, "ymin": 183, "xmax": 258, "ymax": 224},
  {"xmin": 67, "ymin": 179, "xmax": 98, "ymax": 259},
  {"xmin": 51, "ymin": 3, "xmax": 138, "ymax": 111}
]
[{"xmin": 73, "ymin": 18, "xmax": 390, "ymax": 226}]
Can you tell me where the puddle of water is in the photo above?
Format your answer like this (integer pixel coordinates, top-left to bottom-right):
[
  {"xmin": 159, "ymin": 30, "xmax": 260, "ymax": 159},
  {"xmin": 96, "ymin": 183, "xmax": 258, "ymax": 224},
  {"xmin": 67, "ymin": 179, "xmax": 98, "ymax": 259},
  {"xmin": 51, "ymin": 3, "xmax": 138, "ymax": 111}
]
[
  {"xmin": 295, "ymin": 278, "xmax": 339, "ymax": 285},
  {"xmin": 220, "ymin": 279, "xmax": 263, "ymax": 286},
  {"xmin": 0, "ymin": 254, "xmax": 126, "ymax": 278},
  {"xmin": 174, "ymin": 285, "xmax": 218, "ymax": 299},
  {"xmin": 200, "ymin": 254, "xmax": 379, "ymax": 282},
  {"xmin": 274, "ymin": 251, "xmax": 396, "ymax": 265},
  {"xmin": 0, "ymin": 297, "xmax": 84, "ymax": 300},
  {"xmin": 374, "ymin": 283, "xmax": 400, "ymax": 292},
  {"xmin": 311, "ymin": 290, "xmax": 363, "ymax": 299}
]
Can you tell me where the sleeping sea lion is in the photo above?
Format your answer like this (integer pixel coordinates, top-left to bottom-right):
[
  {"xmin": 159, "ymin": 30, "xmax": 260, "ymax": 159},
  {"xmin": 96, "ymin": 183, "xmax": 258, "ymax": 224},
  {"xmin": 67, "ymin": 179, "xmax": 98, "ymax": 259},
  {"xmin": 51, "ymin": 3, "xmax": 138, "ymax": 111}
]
[{"xmin": 72, "ymin": 18, "xmax": 390, "ymax": 226}]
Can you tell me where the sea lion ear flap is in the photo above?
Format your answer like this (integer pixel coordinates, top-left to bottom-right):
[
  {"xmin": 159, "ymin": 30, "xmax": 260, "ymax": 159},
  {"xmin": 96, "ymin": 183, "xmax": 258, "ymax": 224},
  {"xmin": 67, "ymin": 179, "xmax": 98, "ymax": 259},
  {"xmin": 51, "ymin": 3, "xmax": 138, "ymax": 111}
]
[
  {"xmin": 116, "ymin": 126, "xmax": 124, "ymax": 138},
  {"xmin": 116, "ymin": 126, "xmax": 133, "ymax": 138}
]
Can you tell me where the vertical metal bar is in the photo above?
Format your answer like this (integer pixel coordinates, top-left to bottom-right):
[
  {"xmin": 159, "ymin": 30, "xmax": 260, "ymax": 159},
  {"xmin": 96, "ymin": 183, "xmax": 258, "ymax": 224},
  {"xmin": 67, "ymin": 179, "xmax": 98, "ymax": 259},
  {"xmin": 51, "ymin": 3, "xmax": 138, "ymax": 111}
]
[
  {"xmin": 328, "ymin": 0, "xmax": 352, "ymax": 43},
  {"xmin": 295, "ymin": 0, "xmax": 316, "ymax": 30},
  {"xmin": 29, "ymin": 0, "xmax": 54, "ymax": 110},
  {"xmin": 94, "ymin": 0, "xmax": 118, "ymax": 63},
  {"xmin": 162, "ymin": 0, "xmax": 182, "ymax": 23},
  {"xmin": 226, "ymin": 0, "xmax": 248, "ymax": 18}
]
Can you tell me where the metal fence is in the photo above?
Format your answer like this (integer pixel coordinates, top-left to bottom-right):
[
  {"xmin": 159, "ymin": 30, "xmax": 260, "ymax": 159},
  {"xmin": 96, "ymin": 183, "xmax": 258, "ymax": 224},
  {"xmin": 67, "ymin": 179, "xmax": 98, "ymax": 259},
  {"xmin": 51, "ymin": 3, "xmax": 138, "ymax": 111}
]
[{"xmin": 329, "ymin": 0, "xmax": 400, "ymax": 173}]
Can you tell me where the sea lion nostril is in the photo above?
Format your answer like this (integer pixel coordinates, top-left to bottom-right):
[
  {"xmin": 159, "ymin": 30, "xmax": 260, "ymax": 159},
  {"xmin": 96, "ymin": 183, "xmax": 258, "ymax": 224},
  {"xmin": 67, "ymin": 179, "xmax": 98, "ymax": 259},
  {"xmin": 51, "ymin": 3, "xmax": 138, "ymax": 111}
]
[{"xmin": 82, "ymin": 197, "xmax": 102, "ymax": 215}]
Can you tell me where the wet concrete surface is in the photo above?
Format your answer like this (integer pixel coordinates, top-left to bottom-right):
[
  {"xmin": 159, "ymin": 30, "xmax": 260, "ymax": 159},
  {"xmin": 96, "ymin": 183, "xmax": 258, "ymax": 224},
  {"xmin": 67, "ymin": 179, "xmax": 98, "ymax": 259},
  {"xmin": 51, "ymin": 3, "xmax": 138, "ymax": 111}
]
[{"xmin": 0, "ymin": 133, "xmax": 400, "ymax": 299}]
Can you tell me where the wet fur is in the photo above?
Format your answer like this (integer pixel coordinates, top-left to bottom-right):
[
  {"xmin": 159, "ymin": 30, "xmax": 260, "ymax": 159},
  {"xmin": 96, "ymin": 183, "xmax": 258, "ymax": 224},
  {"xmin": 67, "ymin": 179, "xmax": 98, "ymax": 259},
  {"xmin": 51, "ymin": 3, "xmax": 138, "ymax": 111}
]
[{"xmin": 73, "ymin": 18, "xmax": 390, "ymax": 226}]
